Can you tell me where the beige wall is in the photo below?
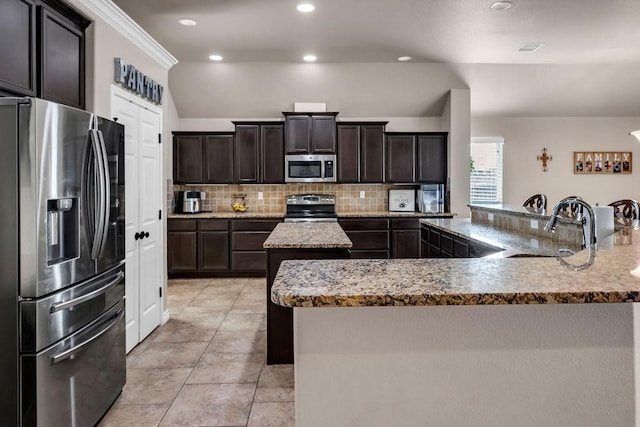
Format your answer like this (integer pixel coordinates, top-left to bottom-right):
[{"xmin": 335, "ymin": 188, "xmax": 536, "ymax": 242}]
[
  {"xmin": 442, "ymin": 89, "xmax": 471, "ymax": 218},
  {"xmin": 178, "ymin": 117, "xmax": 443, "ymax": 133},
  {"xmin": 471, "ymin": 116, "xmax": 640, "ymax": 207}
]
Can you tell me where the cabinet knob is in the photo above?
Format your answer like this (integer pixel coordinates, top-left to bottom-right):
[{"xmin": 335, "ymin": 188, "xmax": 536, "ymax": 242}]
[
  {"xmin": 134, "ymin": 232, "xmax": 142, "ymax": 240},
  {"xmin": 144, "ymin": 231, "xmax": 150, "ymax": 239}
]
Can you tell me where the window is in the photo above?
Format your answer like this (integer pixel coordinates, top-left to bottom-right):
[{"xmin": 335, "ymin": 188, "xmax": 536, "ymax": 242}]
[{"xmin": 470, "ymin": 137, "xmax": 504, "ymax": 204}]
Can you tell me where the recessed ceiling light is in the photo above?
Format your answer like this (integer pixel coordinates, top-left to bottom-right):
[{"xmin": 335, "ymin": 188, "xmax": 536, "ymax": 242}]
[
  {"xmin": 398, "ymin": 56, "xmax": 412, "ymax": 61},
  {"xmin": 516, "ymin": 43, "xmax": 544, "ymax": 52},
  {"xmin": 209, "ymin": 54, "xmax": 223, "ymax": 61},
  {"xmin": 303, "ymin": 55, "xmax": 317, "ymax": 62},
  {"xmin": 490, "ymin": 1, "xmax": 512, "ymax": 10},
  {"xmin": 178, "ymin": 18, "xmax": 197, "ymax": 26},
  {"xmin": 297, "ymin": 3, "xmax": 315, "ymax": 12}
]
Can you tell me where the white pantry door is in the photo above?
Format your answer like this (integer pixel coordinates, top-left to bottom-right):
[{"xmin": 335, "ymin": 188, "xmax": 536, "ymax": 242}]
[
  {"xmin": 137, "ymin": 107, "xmax": 162, "ymax": 340},
  {"xmin": 111, "ymin": 88, "xmax": 162, "ymax": 353}
]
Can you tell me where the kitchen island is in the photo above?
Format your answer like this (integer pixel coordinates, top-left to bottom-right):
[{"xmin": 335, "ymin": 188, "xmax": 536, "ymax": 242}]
[
  {"xmin": 263, "ymin": 222, "xmax": 352, "ymax": 364},
  {"xmin": 271, "ymin": 223, "xmax": 640, "ymax": 426}
]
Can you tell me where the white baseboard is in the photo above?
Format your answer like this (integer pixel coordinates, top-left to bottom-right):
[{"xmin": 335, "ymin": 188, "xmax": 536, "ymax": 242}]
[{"xmin": 161, "ymin": 309, "xmax": 170, "ymax": 325}]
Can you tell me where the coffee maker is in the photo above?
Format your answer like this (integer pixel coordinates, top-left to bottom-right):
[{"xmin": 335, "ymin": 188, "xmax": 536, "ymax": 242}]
[
  {"xmin": 417, "ymin": 184, "xmax": 444, "ymax": 213},
  {"xmin": 176, "ymin": 190, "xmax": 206, "ymax": 213}
]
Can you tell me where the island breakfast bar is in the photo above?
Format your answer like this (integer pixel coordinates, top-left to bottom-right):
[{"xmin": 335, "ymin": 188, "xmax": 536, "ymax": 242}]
[
  {"xmin": 264, "ymin": 222, "xmax": 352, "ymax": 364},
  {"xmin": 272, "ymin": 225, "xmax": 640, "ymax": 426}
]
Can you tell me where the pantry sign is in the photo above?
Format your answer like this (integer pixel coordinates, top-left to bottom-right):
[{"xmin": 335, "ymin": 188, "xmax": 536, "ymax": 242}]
[
  {"xmin": 574, "ymin": 151, "xmax": 632, "ymax": 174},
  {"xmin": 114, "ymin": 58, "xmax": 164, "ymax": 105}
]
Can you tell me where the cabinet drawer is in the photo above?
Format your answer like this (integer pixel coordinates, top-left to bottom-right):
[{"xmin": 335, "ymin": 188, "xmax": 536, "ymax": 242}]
[
  {"xmin": 338, "ymin": 218, "xmax": 389, "ymax": 231},
  {"xmin": 391, "ymin": 218, "xmax": 419, "ymax": 229},
  {"xmin": 232, "ymin": 231, "xmax": 271, "ymax": 251},
  {"xmin": 168, "ymin": 219, "xmax": 197, "ymax": 232},
  {"xmin": 199, "ymin": 219, "xmax": 229, "ymax": 231},
  {"xmin": 453, "ymin": 240, "xmax": 470, "ymax": 258},
  {"xmin": 349, "ymin": 250, "xmax": 389, "ymax": 259},
  {"xmin": 346, "ymin": 230, "xmax": 389, "ymax": 250},
  {"xmin": 428, "ymin": 229, "xmax": 440, "ymax": 246},
  {"xmin": 231, "ymin": 252, "xmax": 266, "ymax": 271},
  {"xmin": 232, "ymin": 219, "xmax": 281, "ymax": 231},
  {"xmin": 440, "ymin": 233, "xmax": 454, "ymax": 254},
  {"xmin": 421, "ymin": 226, "xmax": 429, "ymax": 242}
]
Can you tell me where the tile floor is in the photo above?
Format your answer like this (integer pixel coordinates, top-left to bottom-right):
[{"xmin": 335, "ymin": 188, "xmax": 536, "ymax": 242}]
[{"xmin": 99, "ymin": 277, "xmax": 295, "ymax": 427}]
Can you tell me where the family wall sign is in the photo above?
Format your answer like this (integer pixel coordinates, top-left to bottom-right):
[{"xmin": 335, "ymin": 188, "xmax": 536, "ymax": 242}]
[{"xmin": 574, "ymin": 151, "xmax": 632, "ymax": 174}]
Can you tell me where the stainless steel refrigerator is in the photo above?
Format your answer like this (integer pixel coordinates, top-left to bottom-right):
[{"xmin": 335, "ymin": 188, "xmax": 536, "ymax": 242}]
[{"xmin": 0, "ymin": 97, "xmax": 126, "ymax": 426}]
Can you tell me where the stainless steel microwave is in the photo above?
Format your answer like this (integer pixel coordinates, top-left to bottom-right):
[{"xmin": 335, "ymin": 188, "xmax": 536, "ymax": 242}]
[{"xmin": 285, "ymin": 154, "xmax": 337, "ymax": 183}]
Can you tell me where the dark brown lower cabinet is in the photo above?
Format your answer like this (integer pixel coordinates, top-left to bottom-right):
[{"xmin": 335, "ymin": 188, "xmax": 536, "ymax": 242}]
[
  {"xmin": 391, "ymin": 218, "xmax": 420, "ymax": 258},
  {"xmin": 199, "ymin": 232, "xmax": 229, "ymax": 271},
  {"xmin": 338, "ymin": 218, "xmax": 390, "ymax": 259},
  {"xmin": 167, "ymin": 219, "xmax": 198, "ymax": 272},
  {"xmin": 167, "ymin": 232, "xmax": 197, "ymax": 271},
  {"xmin": 266, "ymin": 248, "xmax": 351, "ymax": 365},
  {"xmin": 231, "ymin": 220, "xmax": 281, "ymax": 273},
  {"xmin": 420, "ymin": 223, "xmax": 501, "ymax": 258},
  {"xmin": 168, "ymin": 218, "xmax": 281, "ymax": 277}
]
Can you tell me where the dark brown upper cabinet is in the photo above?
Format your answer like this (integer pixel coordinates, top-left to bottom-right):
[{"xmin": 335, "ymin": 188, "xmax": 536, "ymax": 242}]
[
  {"xmin": 416, "ymin": 134, "xmax": 448, "ymax": 183},
  {"xmin": 385, "ymin": 132, "xmax": 448, "ymax": 184},
  {"xmin": 283, "ymin": 112, "xmax": 338, "ymax": 154},
  {"xmin": 261, "ymin": 124, "xmax": 285, "ymax": 183},
  {"xmin": 40, "ymin": 6, "xmax": 84, "ymax": 109},
  {"xmin": 0, "ymin": 0, "xmax": 36, "ymax": 96},
  {"xmin": 233, "ymin": 122, "xmax": 284, "ymax": 184},
  {"xmin": 0, "ymin": 0, "xmax": 88, "ymax": 108},
  {"xmin": 337, "ymin": 122, "xmax": 387, "ymax": 183},
  {"xmin": 174, "ymin": 134, "xmax": 204, "ymax": 184},
  {"xmin": 234, "ymin": 125, "xmax": 259, "ymax": 183},
  {"xmin": 173, "ymin": 132, "xmax": 235, "ymax": 184},
  {"xmin": 205, "ymin": 134, "xmax": 234, "ymax": 183},
  {"xmin": 386, "ymin": 134, "xmax": 415, "ymax": 183}
]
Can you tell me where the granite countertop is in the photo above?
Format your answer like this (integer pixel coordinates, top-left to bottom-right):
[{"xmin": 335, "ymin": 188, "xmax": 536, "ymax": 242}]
[
  {"xmin": 168, "ymin": 212, "xmax": 285, "ymax": 219},
  {"xmin": 420, "ymin": 218, "xmax": 582, "ymax": 257},
  {"xmin": 168, "ymin": 211, "xmax": 455, "ymax": 219},
  {"xmin": 263, "ymin": 222, "xmax": 353, "ymax": 249},
  {"xmin": 271, "ymin": 228, "xmax": 640, "ymax": 307},
  {"xmin": 271, "ymin": 215, "xmax": 640, "ymax": 307},
  {"xmin": 337, "ymin": 211, "xmax": 454, "ymax": 218}
]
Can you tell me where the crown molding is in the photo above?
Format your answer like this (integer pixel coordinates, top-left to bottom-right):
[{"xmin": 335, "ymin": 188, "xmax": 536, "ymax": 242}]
[{"xmin": 77, "ymin": 0, "xmax": 178, "ymax": 70}]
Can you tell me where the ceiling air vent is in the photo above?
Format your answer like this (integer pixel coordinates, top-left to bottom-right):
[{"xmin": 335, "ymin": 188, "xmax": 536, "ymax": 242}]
[{"xmin": 516, "ymin": 43, "xmax": 544, "ymax": 53}]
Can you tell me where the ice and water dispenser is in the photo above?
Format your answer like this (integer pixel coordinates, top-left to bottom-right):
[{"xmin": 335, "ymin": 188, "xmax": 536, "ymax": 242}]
[{"xmin": 47, "ymin": 197, "xmax": 78, "ymax": 265}]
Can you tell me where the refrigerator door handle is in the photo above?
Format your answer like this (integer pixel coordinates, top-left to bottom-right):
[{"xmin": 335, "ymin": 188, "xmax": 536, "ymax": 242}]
[
  {"xmin": 49, "ymin": 271, "xmax": 124, "ymax": 313},
  {"xmin": 49, "ymin": 308, "xmax": 124, "ymax": 365},
  {"xmin": 89, "ymin": 130, "xmax": 107, "ymax": 260},
  {"xmin": 96, "ymin": 130, "xmax": 111, "ymax": 256}
]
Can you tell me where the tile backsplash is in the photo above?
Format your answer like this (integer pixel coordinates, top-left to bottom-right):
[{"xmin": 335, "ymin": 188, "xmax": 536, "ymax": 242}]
[{"xmin": 171, "ymin": 183, "xmax": 404, "ymax": 213}]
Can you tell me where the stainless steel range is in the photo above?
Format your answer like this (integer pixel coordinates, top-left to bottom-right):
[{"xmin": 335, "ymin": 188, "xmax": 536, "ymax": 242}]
[{"xmin": 284, "ymin": 194, "xmax": 338, "ymax": 222}]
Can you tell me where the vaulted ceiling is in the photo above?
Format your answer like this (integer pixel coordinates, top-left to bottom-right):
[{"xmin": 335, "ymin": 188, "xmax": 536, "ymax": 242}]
[{"xmin": 113, "ymin": 0, "xmax": 640, "ymax": 118}]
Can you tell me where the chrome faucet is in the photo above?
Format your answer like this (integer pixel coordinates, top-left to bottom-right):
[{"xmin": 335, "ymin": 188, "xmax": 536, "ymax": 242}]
[{"xmin": 544, "ymin": 196, "xmax": 596, "ymax": 270}]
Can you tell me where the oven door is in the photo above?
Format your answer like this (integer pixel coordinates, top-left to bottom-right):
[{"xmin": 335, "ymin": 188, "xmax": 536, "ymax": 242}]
[{"xmin": 20, "ymin": 300, "xmax": 126, "ymax": 427}]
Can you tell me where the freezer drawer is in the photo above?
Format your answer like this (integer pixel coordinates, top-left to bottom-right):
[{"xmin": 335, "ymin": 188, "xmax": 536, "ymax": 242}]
[
  {"xmin": 21, "ymin": 300, "xmax": 125, "ymax": 427},
  {"xmin": 21, "ymin": 263, "xmax": 125, "ymax": 352}
]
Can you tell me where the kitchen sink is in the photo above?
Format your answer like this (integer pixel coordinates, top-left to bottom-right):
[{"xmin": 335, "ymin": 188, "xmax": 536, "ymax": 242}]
[{"xmin": 507, "ymin": 251, "xmax": 573, "ymax": 258}]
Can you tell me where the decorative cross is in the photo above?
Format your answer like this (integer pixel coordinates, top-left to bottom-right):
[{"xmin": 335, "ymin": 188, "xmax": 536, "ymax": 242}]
[{"xmin": 537, "ymin": 147, "xmax": 553, "ymax": 172}]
